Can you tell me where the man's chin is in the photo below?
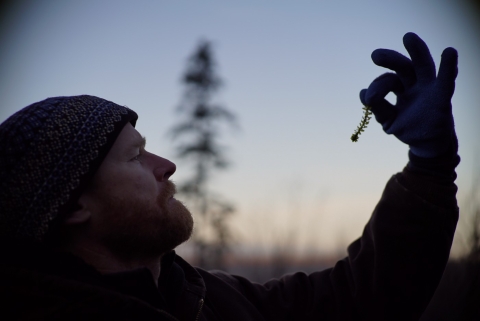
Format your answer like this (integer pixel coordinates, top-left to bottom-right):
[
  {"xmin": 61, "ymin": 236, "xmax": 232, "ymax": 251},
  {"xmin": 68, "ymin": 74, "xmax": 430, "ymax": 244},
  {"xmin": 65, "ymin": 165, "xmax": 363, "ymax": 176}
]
[{"xmin": 169, "ymin": 199, "xmax": 194, "ymax": 241}]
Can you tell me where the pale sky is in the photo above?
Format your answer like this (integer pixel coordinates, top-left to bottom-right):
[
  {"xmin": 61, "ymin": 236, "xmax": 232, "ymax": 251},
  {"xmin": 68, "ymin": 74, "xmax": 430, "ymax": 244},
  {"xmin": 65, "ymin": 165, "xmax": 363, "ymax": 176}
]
[{"xmin": 1, "ymin": 0, "xmax": 479, "ymax": 256}]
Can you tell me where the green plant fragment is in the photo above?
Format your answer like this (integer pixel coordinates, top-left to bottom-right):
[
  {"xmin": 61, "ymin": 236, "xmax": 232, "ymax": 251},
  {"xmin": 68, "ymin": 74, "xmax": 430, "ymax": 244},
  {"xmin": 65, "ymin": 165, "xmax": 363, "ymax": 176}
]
[{"xmin": 351, "ymin": 105, "xmax": 372, "ymax": 142}]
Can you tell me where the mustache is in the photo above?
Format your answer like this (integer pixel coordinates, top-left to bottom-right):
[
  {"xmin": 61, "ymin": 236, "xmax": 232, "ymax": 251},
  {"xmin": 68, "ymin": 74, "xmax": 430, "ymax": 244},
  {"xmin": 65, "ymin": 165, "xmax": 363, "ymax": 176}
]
[{"xmin": 161, "ymin": 180, "xmax": 177, "ymax": 200}]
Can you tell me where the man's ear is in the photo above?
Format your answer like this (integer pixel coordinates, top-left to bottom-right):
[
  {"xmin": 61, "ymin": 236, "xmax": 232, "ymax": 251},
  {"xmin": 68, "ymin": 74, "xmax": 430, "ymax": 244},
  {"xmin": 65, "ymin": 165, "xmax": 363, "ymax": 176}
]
[{"xmin": 63, "ymin": 194, "xmax": 92, "ymax": 226}]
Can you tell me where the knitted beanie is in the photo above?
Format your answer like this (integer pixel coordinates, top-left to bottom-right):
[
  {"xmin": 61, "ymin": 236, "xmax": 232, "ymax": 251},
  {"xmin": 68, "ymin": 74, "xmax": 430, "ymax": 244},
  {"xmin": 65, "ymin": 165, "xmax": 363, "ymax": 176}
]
[{"xmin": 0, "ymin": 95, "xmax": 138, "ymax": 242}]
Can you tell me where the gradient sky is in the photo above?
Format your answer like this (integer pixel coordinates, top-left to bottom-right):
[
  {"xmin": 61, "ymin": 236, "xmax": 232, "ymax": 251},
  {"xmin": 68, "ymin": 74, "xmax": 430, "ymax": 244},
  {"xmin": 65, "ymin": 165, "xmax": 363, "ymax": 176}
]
[{"xmin": 1, "ymin": 0, "xmax": 479, "ymax": 256}]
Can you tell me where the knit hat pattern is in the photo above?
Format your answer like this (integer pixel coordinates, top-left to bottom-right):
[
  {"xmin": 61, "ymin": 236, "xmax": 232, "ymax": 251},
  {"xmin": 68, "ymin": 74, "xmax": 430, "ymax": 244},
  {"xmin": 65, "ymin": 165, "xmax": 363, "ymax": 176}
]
[{"xmin": 0, "ymin": 95, "xmax": 138, "ymax": 242}]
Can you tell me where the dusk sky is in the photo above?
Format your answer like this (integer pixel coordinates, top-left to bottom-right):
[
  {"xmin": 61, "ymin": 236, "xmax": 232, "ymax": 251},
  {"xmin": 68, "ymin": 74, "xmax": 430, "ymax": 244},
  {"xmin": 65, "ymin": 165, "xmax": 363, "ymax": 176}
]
[{"xmin": 1, "ymin": 0, "xmax": 479, "ymax": 256}]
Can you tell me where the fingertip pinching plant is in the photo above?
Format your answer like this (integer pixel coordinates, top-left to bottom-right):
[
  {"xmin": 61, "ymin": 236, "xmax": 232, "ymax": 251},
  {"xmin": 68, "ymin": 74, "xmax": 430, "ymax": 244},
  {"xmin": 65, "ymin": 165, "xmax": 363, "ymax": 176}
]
[{"xmin": 351, "ymin": 105, "xmax": 372, "ymax": 142}]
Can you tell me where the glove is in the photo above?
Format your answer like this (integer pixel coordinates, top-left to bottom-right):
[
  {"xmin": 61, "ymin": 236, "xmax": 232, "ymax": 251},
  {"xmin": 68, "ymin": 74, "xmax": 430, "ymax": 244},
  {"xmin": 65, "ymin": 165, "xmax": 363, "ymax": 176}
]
[{"xmin": 359, "ymin": 32, "xmax": 458, "ymax": 158}]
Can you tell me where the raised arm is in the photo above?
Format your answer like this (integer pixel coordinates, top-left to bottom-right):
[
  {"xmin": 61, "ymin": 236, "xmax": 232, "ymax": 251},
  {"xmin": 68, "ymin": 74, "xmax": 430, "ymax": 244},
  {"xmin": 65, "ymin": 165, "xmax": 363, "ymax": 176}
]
[{"xmin": 196, "ymin": 33, "xmax": 459, "ymax": 321}]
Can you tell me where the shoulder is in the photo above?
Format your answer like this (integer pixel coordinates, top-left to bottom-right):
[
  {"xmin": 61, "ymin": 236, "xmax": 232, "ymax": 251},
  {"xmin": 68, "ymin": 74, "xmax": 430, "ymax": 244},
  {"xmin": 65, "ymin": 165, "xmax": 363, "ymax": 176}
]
[{"xmin": 0, "ymin": 264, "xmax": 175, "ymax": 321}]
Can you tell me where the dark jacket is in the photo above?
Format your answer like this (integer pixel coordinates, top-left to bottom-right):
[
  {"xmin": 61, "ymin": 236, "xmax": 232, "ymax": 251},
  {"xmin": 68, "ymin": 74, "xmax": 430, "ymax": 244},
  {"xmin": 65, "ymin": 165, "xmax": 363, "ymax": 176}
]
[{"xmin": 0, "ymin": 170, "xmax": 458, "ymax": 321}]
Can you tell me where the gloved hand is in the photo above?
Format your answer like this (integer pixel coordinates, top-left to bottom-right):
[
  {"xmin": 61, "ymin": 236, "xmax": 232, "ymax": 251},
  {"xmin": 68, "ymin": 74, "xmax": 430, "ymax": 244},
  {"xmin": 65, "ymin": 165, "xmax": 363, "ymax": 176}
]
[{"xmin": 359, "ymin": 32, "xmax": 458, "ymax": 158}]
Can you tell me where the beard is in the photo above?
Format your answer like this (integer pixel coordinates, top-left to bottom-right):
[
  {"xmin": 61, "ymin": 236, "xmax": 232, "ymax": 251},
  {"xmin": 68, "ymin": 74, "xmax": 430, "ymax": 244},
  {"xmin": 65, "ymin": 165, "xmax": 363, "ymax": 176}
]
[{"xmin": 94, "ymin": 180, "xmax": 194, "ymax": 260}]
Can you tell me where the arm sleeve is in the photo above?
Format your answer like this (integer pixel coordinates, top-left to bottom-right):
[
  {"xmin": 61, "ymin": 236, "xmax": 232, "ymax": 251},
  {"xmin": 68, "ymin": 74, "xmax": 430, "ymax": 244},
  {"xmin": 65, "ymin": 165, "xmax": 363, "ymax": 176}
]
[{"xmin": 212, "ymin": 169, "xmax": 459, "ymax": 321}]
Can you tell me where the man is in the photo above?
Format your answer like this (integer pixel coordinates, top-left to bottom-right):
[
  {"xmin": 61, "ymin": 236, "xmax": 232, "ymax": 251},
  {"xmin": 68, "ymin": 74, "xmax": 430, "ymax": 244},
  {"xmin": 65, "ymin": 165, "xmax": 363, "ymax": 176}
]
[{"xmin": 0, "ymin": 33, "xmax": 459, "ymax": 320}]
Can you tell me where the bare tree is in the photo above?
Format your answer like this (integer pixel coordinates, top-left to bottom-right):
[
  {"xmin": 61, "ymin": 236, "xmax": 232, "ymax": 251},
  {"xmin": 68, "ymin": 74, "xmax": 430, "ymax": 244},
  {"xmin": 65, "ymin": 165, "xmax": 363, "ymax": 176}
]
[{"xmin": 169, "ymin": 40, "xmax": 237, "ymax": 269}]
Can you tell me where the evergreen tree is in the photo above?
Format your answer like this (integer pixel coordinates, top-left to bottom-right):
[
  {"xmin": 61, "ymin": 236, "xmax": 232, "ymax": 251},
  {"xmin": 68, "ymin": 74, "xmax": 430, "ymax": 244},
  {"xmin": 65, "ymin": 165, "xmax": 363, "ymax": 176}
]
[{"xmin": 169, "ymin": 40, "xmax": 237, "ymax": 269}]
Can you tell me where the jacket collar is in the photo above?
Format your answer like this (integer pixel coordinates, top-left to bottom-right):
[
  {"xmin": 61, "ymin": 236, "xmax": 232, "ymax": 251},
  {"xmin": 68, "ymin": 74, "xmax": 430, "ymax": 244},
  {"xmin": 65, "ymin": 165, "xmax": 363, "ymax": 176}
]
[
  {"xmin": 2, "ymin": 241, "xmax": 206, "ymax": 321},
  {"xmin": 159, "ymin": 251, "xmax": 206, "ymax": 320}
]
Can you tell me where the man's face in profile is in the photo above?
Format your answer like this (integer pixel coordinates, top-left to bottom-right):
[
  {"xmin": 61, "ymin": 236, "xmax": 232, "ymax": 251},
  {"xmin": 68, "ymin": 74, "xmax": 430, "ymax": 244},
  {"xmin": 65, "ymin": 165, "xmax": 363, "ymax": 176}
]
[{"xmin": 79, "ymin": 123, "xmax": 193, "ymax": 259}]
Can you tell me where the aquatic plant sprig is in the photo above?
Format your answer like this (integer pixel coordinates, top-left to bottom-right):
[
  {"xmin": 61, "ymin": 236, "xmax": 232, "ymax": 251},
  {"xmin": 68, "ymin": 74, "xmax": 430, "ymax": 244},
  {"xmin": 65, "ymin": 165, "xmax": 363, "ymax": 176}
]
[{"xmin": 351, "ymin": 105, "xmax": 372, "ymax": 142}]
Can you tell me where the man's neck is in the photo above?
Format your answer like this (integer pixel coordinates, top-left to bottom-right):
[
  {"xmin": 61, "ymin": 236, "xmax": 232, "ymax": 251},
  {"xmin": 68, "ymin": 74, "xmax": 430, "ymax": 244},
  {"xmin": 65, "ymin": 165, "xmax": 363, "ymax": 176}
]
[{"xmin": 63, "ymin": 243, "xmax": 162, "ymax": 287}]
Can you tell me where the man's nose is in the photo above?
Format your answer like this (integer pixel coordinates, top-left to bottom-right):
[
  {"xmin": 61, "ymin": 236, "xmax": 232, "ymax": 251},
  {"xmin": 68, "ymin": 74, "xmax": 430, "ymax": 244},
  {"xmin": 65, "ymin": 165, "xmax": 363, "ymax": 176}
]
[{"xmin": 152, "ymin": 154, "xmax": 176, "ymax": 181}]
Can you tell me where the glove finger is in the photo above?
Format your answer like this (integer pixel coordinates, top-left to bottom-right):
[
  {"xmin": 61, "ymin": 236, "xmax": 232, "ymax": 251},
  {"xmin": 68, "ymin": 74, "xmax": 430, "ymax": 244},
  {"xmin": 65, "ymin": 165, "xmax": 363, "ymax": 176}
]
[
  {"xmin": 364, "ymin": 73, "xmax": 404, "ymax": 105},
  {"xmin": 360, "ymin": 73, "xmax": 401, "ymax": 125},
  {"xmin": 367, "ymin": 96, "xmax": 396, "ymax": 127},
  {"xmin": 403, "ymin": 32, "xmax": 436, "ymax": 85},
  {"xmin": 436, "ymin": 47, "xmax": 458, "ymax": 98},
  {"xmin": 359, "ymin": 89, "xmax": 367, "ymax": 105},
  {"xmin": 371, "ymin": 49, "xmax": 416, "ymax": 87},
  {"xmin": 360, "ymin": 89, "xmax": 396, "ymax": 124}
]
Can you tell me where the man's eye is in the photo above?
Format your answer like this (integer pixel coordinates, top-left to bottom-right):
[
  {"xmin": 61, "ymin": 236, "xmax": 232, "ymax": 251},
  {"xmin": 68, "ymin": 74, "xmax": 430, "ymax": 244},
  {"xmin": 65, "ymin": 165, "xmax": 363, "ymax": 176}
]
[{"xmin": 132, "ymin": 153, "xmax": 141, "ymax": 161}]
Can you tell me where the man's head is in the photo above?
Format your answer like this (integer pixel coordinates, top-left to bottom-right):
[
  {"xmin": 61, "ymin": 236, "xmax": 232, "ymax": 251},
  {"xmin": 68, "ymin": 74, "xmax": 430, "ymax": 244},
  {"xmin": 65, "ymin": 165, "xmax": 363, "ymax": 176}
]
[
  {"xmin": 65, "ymin": 122, "xmax": 193, "ymax": 260},
  {"xmin": 0, "ymin": 95, "xmax": 193, "ymax": 257}
]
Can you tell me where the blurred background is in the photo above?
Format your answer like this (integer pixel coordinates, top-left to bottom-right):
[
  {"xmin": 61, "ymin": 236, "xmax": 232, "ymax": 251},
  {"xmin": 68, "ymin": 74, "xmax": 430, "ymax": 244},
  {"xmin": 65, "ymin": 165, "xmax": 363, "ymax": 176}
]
[{"xmin": 1, "ymin": 0, "xmax": 479, "ymax": 281}]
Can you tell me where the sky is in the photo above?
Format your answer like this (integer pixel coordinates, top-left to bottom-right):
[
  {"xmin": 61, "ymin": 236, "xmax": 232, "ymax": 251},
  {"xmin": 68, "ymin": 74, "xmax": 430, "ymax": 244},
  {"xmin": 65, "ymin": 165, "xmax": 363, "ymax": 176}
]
[{"xmin": 1, "ymin": 0, "xmax": 479, "ymax": 257}]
